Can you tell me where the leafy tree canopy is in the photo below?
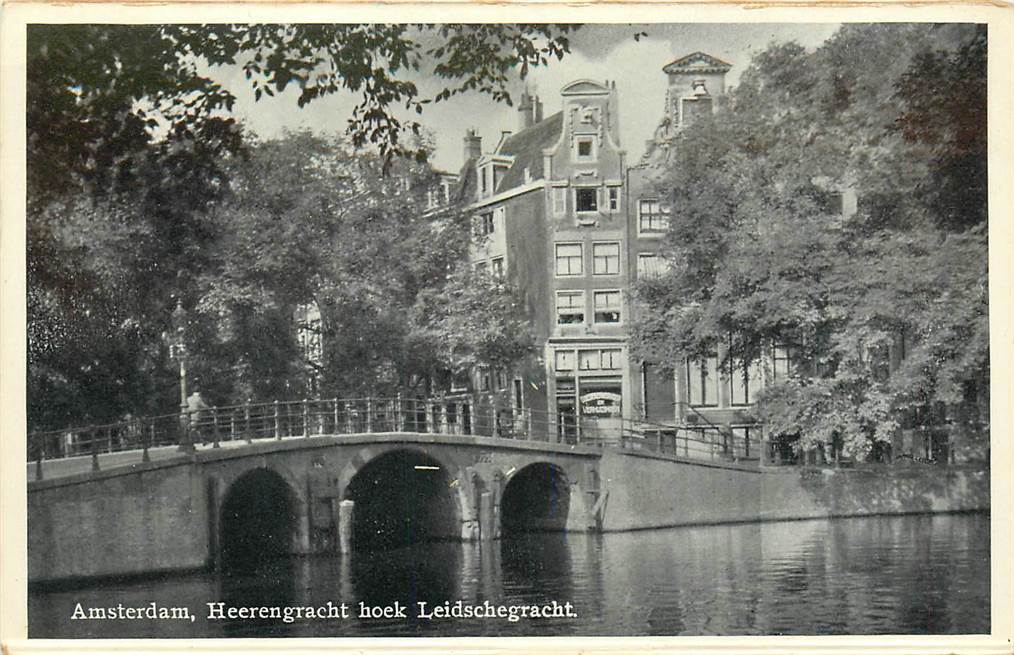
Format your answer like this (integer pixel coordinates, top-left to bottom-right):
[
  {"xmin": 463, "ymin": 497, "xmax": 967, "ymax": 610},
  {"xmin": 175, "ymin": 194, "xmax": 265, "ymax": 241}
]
[{"xmin": 631, "ymin": 24, "xmax": 987, "ymax": 458}]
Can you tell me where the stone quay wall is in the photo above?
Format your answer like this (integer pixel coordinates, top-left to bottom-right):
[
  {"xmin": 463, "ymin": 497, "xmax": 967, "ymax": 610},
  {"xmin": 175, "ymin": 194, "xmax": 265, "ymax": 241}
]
[{"xmin": 597, "ymin": 448, "xmax": 989, "ymax": 531}]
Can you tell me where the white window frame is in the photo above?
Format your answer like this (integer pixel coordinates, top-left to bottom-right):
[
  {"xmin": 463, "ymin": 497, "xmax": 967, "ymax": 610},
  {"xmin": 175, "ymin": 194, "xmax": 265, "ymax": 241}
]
[
  {"xmin": 592, "ymin": 241, "xmax": 621, "ymax": 276},
  {"xmin": 555, "ymin": 242, "xmax": 584, "ymax": 277},
  {"xmin": 574, "ymin": 187, "xmax": 599, "ymax": 214},
  {"xmin": 490, "ymin": 257, "xmax": 504, "ymax": 279},
  {"xmin": 608, "ymin": 187, "xmax": 621, "ymax": 212},
  {"xmin": 592, "ymin": 289, "xmax": 622, "ymax": 324},
  {"xmin": 574, "ymin": 135, "xmax": 598, "ymax": 162},
  {"xmin": 637, "ymin": 198, "xmax": 670, "ymax": 236},
  {"xmin": 687, "ymin": 354, "xmax": 719, "ymax": 407},
  {"xmin": 551, "ymin": 186, "xmax": 567, "ymax": 216},
  {"xmin": 555, "ymin": 290, "xmax": 585, "ymax": 325},
  {"xmin": 637, "ymin": 253, "xmax": 664, "ymax": 279}
]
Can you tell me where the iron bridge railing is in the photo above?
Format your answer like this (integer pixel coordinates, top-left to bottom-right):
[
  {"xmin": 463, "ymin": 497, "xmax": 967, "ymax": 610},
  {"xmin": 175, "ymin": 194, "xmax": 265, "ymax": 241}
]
[{"xmin": 27, "ymin": 396, "xmax": 758, "ymax": 480}]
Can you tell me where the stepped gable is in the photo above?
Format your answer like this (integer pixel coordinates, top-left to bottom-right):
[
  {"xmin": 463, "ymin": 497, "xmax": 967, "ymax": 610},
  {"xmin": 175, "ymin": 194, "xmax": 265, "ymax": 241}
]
[
  {"xmin": 494, "ymin": 111, "xmax": 564, "ymax": 192},
  {"xmin": 662, "ymin": 52, "xmax": 732, "ymax": 74}
]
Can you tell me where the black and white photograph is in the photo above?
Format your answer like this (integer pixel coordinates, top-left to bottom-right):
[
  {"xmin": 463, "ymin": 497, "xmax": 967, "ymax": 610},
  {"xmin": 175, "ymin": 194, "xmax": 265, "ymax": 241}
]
[{"xmin": 2, "ymin": 6, "xmax": 1010, "ymax": 649}]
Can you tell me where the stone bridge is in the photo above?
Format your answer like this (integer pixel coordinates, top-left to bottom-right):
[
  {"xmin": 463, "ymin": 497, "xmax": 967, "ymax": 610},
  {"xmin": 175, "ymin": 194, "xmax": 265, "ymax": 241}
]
[{"xmin": 28, "ymin": 431, "xmax": 607, "ymax": 583}]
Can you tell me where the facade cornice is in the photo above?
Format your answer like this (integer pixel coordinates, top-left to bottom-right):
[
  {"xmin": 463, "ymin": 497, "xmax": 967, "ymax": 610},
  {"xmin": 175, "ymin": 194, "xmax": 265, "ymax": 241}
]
[{"xmin": 467, "ymin": 179, "xmax": 545, "ymax": 210}]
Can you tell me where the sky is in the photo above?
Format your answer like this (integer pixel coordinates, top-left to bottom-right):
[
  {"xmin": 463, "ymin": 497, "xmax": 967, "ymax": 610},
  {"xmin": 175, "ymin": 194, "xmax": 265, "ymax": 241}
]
[{"xmin": 209, "ymin": 23, "xmax": 841, "ymax": 173}]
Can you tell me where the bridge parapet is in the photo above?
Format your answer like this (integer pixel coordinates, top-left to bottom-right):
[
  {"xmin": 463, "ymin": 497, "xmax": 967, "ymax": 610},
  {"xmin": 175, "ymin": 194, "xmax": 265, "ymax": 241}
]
[{"xmin": 28, "ymin": 396, "xmax": 759, "ymax": 481}]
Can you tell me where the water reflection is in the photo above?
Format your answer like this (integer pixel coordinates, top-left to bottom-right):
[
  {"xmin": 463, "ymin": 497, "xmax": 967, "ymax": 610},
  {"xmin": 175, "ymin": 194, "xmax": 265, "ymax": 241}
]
[{"xmin": 28, "ymin": 513, "xmax": 990, "ymax": 638}]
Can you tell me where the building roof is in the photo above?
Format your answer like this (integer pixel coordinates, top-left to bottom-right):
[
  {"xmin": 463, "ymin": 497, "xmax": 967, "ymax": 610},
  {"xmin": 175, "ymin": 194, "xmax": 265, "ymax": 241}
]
[
  {"xmin": 662, "ymin": 52, "xmax": 732, "ymax": 74},
  {"xmin": 494, "ymin": 110, "xmax": 564, "ymax": 192}
]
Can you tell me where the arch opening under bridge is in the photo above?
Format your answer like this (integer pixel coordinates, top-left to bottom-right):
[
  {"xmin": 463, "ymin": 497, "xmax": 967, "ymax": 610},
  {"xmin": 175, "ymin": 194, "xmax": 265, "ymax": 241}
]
[
  {"xmin": 500, "ymin": 462, "xmax": 570, "ymax": 536},
  {"xmin": 220, "ymin": 467, "xmax": 298, "ymax": 572},
  {"xmin": 345, "ymin": 449, "xmax": 460, "ymax": 551}
]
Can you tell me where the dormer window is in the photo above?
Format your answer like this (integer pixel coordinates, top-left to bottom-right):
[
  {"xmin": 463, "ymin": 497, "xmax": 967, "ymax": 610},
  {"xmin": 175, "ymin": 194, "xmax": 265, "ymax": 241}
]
[{"xmin": 574, "ymin": 136, "xmax": 598, "ymax": 162}]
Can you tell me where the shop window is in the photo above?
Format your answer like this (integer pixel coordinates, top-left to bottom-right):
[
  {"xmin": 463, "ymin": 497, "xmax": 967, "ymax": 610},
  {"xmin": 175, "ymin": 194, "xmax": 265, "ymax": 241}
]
[{"xmin": 555, "ymin": 350, "xmax": 575, "ymax": 371}]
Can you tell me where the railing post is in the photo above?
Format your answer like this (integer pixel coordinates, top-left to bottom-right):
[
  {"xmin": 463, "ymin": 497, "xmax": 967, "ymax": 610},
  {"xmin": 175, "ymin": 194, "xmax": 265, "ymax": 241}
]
[
  {"xmin": 395, "ymin": 393, "xmax": 404, "ymax": 431},
  {"xmin": 345, "ymin": 401, "xmax": 353, "ymax": 433},
  {"xmin": 332, "ymin": 398, "xmax": 339, "ymax": 435},
  {"xmin": 35, "ymin": 437, "xmax": 44, "ymax": 481},
  {"xmin": 212, "ymin": 406, "xmax": 221, "ymax": 448},
  {"xmin": 229, "ymin": 411, "xmax": 236, "ymax": 442},
  {"xmin": 656, "ymin": 432, "xmax": 663, "ymax": 453},
  {"xmin": 143, "ymin": 423, "xmax": 152, "ymax": 463},
  {"xmin": 366, "ymin": 398, "xmax": 374, "ymax": 433},
  {"xmin": 274, "ymin": 400, "xmax": 281, "ymax": 440},
  {"xmin": 244, "ymin": 403, "xmax": 253, "ymax": 444},
  {"xmin": 303, "ymin": 399, "xmax": 310, "ymax": 437},
  {"xmin": 90, "ymin": 426, "xmax": 100, "ymax": 472}
]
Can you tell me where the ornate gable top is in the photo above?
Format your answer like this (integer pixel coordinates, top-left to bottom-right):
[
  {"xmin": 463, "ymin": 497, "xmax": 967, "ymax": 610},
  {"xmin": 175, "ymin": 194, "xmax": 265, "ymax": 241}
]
[{"xmin": 662, "ymin": 52, "xmax": 732, "ymax": 74}]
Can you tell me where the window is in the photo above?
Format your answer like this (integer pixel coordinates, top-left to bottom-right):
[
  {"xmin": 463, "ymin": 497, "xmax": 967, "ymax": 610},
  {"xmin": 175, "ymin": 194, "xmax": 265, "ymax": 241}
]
[
  {"xmin": 475, "ymin": 261, "xmax": 488, "ymax": 275},
  {"xmin": 477, "ymin": 212, "xmax": 494, "ymax": 236},
  {"xmin": 490, "ymin": 257, "xmax": 504, "ymax": 279},
  {"xmin": 773, "ymin": 343, "xmax": 797, "ymax": 380},
  {"xmin": 592, "ymin": 242, "xmax": 620, "ymax": 276},
  {"xmin": 555, "ymin": 350, "xmax": 575, "ymax": 371},
  {"xmin": 637, "ymin": 253, "xmax": 664, "ymax": 278},
  {"xmin": 552, "ymin": 187, "xmax": 567, "ymax": 216},
  {"xmin": 593, "ymin": 290, "xmax": 621, "ymax": 323},
  {"xmin": 729, "ymin": 358, "xmax": 763, "ymax": 406},
  {"xmin": 687, "ymin": 355, "xmax": 719, "ymax": 407},
  {"xmin": 638, "ymin": 199, "xmax": 670, "ymax": 234},
  {"xmin": 575, "ymin": 136, "xmax": 597, "ymax": 161},
  {"xmin": 576, "ymin": 188, "xmax": 598, "ymax": 213},
  {"xmin": 600, "ymin": 349, "xmax": 621, "ymax": 370},
  {"xmin": 480, "ymin": 166, "xmax": 488, "ymax": 195},
  {"xmin": 479, "ymin": 368, "xmax": 491, "ymax": 391},
  {"xmin": 608, "ymin": 187, "xmax": 620, "ymax": 211},
  {"xmin": 556, "ymin": 291, "xmax": 585, "ymax": 325},
  {"xmin": 579, "ymin": 350, "xmax": 601, "ymax": 370},
  {"xmin": 555, "ymin": 243, "xmax": 583, "ymax": 276}
]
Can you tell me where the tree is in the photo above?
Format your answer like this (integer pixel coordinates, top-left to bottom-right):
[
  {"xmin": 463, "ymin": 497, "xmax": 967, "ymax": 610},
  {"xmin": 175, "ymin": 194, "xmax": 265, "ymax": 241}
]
[
  {"xmin": 631, "ymin": 24, "xmax": 987, "ymax": 459},
  {"xmin": 26, "ymin": 24, "xmax": 577, "ymax": 429}
]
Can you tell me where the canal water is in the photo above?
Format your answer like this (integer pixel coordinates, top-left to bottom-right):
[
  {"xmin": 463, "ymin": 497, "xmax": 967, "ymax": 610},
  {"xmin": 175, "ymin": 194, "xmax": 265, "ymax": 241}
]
[{"xmin": 29, "ymin": 512, "xmax": 989, "ymax": 638}]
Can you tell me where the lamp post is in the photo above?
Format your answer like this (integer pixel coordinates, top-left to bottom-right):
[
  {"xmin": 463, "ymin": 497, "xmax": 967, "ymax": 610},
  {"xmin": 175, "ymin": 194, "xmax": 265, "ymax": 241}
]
[{"xmin": 170, "ymin": 300, "xmax": 194, "ymax": 452}]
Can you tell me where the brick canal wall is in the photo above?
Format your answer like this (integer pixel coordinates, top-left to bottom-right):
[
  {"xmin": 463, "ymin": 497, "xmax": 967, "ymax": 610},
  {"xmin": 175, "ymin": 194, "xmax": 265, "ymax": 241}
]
[
  {"xmin": 28, "ymin": 461, "xmax": 211, "ymax": 584},
  {"xmin": 597, "ymin": 449, "xmax": 990, "ymax": 531}
]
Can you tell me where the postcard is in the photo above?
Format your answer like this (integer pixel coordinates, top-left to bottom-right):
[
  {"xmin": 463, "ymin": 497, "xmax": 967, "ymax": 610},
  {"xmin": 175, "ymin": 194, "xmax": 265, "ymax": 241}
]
[{"xmin": 1, "ymin": 3, "xmax": 1011, "ymax": 654}]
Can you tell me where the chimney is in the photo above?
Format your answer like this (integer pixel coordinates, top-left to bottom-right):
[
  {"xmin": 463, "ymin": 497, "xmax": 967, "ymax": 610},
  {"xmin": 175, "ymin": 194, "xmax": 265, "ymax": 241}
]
[
  {"xmin": 463, "ymin": 129, "xmax": 482, "ymax": 162},
  {"xmin": 518, "ymin": 91, "xmax": 535, "ymax": 131},
  {"xmin": 534, "ymin": 96, "xmax": 544, "ymax": 124}
]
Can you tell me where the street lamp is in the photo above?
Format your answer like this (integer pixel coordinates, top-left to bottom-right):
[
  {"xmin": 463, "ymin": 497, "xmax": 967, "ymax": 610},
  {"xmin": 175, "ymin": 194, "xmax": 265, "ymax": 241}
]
[{"xmin": 169, "ymin": 300, "xmax": 194, "ymax": 452}]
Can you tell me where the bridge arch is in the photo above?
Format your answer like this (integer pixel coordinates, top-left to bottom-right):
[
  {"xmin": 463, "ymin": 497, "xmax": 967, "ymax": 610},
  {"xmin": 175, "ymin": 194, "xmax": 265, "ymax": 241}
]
[
  {"xmin": 219, "ymin": 467, "xmax": 299, "ymax": 571},
  {"xmin": 343, "ymin": 448, "xmax": 462, "ymax": 550},
  {"xmin": 500, "ymin": 462, "xmax": 571, "ymax": 535}
]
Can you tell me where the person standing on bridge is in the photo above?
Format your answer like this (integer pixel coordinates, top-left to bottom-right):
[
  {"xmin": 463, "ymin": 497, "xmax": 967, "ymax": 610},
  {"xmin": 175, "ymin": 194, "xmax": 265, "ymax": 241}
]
[{"xmin": 186, "ymin": 389, "xmax": 209, "ymax": 443}]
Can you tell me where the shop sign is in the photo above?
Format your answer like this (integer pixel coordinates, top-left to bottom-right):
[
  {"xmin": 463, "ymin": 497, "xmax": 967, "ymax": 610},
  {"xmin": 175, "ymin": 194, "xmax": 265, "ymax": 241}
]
[{"xmin": 580, "ymin": 391, "xmax": 622, "ymax": 417}]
